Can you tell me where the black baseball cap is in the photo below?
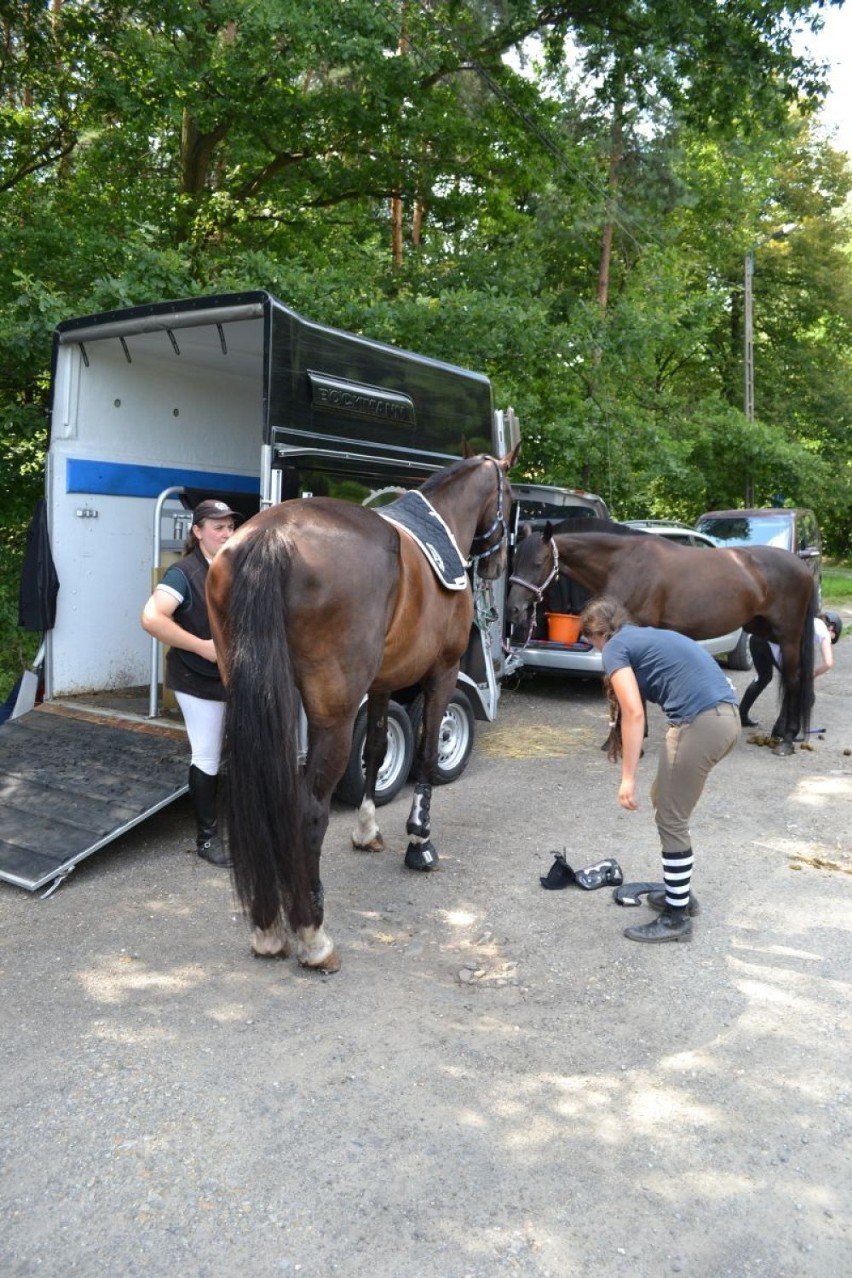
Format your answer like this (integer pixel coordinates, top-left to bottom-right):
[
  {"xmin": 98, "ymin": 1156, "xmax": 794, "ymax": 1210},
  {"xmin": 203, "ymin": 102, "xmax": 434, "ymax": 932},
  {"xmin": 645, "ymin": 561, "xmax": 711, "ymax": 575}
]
[{"xmin": 192, "ymin": 499, "xmax": 242, "ymax": 525}]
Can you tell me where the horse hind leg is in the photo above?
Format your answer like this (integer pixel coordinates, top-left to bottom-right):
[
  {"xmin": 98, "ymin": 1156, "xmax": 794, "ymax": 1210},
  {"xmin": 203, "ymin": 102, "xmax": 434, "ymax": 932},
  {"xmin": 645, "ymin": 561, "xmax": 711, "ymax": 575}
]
[
  {"xmin": 351, "ymin": 692, "xmax": 390, "ymax": 853},
  {"xmin": 295, "ymin": 867, "xmax": 341, "ymax": 973},
  {"xmin": 293, "ymin": 726, "xmax": 348, "ymax": 973}
]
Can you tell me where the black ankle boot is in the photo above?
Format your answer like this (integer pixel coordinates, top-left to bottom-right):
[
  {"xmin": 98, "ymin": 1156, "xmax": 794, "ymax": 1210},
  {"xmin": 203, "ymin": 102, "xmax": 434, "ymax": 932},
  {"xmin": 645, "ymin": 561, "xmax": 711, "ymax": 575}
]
[
  {"xmin": 188, "ymin": 765, "xmax": 232, "ymax": 867},
  {"xmin": 623, "ymin": 907, "xmax": 692, "ymax": 943}
]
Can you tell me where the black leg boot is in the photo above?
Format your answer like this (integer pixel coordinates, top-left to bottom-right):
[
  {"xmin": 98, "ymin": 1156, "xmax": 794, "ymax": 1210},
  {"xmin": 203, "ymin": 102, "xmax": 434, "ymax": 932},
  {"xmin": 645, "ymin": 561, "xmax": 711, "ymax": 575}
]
[{"xmin": 188, "ymin": 765, "xmax": 232, "ymax": 867}]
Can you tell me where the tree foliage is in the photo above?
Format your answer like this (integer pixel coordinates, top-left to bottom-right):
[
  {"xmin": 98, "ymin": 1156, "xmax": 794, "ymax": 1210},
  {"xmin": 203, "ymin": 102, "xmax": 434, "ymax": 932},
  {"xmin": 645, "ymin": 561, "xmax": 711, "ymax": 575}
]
[{"xmin": 1, "ymin": 0, "xmax": 852, "ymax": 686}]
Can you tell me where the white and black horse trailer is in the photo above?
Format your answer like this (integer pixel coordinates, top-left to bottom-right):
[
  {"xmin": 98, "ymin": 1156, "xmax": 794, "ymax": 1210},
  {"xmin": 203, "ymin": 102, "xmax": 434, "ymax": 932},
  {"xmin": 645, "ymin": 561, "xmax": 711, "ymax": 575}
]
[{"xmin": 0, "ymin": 290, "xmax": 520, "ymax": 894}]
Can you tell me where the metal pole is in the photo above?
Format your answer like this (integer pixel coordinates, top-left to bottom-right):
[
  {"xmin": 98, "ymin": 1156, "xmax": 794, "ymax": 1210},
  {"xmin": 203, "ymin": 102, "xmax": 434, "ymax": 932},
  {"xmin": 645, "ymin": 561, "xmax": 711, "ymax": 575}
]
[{"xmin": 743, "ymin": 248, "xmax": 755, "ymax": 506}]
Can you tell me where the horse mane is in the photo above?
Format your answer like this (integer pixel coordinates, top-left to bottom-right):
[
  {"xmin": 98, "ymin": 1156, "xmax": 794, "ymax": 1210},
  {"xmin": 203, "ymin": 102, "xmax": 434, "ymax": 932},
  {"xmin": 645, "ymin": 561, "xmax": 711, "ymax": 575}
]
[
  {"xmin": 550, "ymin": 517, "xmax": 646, "ymax": 537},
  {"xmin": 420, "ymin": 454, "xmax": 474, "ymax": 494}
]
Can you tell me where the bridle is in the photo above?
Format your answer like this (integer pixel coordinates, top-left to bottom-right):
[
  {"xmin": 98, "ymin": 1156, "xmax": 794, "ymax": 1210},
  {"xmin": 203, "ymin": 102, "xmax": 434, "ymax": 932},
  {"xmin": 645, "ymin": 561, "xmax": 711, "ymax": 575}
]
[
  {"xmin": 508, "ymin": 535, "xmax": 559, "ymax": 602},
  {"xmin": 507, "ymin": 536, "xmax": 560, "ymax": 645},
  {"xmin": 468, "ymin": 457, "xmax": 510, "ymax": 564}
]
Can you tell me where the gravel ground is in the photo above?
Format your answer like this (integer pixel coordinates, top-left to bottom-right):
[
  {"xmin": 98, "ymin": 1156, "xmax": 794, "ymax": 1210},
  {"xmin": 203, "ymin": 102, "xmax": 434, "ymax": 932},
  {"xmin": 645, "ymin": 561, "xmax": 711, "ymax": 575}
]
[{"xmin": 2, "ymin": 612, "xmax": 851, "ymax": 1278}]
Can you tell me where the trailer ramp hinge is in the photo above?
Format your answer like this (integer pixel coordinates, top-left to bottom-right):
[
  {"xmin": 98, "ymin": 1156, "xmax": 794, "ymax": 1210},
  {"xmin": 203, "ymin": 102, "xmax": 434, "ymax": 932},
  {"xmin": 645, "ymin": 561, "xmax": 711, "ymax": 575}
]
[{"xmin": 40, "ymin": 867, "xmax": 74, "ymax": 899}]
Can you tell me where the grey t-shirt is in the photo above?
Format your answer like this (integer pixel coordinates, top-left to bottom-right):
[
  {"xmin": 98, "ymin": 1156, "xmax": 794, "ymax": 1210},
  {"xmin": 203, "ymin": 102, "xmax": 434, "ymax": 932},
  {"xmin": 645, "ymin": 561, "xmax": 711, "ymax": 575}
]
[{"xmin": 602, "ymin": 625, "xmax": 737, "ymax": 724}]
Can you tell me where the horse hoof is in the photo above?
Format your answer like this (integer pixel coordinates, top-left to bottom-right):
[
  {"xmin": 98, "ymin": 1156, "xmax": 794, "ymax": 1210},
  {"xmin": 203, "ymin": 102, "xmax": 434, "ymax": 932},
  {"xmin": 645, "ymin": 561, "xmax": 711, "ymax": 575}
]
[
  {"xmin": 351, "ymin": 835, "xmax": 386, "ymax": 853},
  {"xmin": 250, "ymin": 923, "xmax": 292, "ymax": 959},
  {"xmin": 772, "ymin": 740, "xmax": 795, "ymax": 757},
  {"xmin": 298, "ymin": 948, "xmax": 341, "ymax": 974},
  {"xmin": 405, "ymin": 840, "xmax": 439, "ymax": 871}
]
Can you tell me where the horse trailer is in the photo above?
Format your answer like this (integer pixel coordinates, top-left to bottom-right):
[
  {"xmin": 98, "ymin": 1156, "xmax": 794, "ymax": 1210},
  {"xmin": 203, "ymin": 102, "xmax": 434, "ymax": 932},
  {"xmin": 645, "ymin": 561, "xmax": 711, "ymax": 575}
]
[{"xmin": 0, "ymin": 290, "xmax": 520, "ymax": 894}]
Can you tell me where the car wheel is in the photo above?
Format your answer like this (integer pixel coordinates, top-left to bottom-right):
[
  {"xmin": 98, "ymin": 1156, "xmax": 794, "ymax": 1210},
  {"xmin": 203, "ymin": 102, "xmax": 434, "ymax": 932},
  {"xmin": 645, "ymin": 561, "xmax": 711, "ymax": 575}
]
[
  {"xmin": 336, "ymin": 700, "xmax": 415, "ymax": 807},
  {"xmin": 726, "ymin": 630, "xmax": 753, "ymax": 671},
  {"xmin": 408, "ymin": 688, "xmax": 475, "ymax": 785}
]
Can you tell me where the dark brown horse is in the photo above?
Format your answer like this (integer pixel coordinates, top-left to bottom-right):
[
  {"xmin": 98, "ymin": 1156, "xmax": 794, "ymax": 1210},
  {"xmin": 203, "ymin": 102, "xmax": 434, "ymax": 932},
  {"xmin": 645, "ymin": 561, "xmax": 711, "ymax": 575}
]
[
  {"xmin": 507, "ymin": 518, "xmax": 816, "ymax": 755},
  {"xmin": 207, "ymin": 444, "xmax": 520, "ymax": 972}
]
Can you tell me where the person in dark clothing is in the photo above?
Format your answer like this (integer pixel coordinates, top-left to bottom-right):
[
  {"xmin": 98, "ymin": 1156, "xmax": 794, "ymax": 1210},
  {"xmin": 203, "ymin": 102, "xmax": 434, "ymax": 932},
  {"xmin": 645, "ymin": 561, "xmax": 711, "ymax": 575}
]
[
  {"xmin": 141, "ymin": 499, "xmax": 240, "ymax": 867},
  {"xmin": 581, "ymin": 596, "xmax": 740, "ymax": 944}
]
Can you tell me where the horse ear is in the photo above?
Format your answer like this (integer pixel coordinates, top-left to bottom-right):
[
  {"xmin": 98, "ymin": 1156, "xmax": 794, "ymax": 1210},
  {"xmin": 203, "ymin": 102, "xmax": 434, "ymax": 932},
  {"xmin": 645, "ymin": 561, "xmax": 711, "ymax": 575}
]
[
  {"xmin": 519, "ymin": 522, "xmax": 533, "ymax": 542},
  {"xmin": 461, "ymin": 437, "xmax": 475, "ymax": 459},
  {"xmin": 543, "ymin": 521, "xmax": 554, "ymax": 542},
  {"xmin": 501, "ymin": 441, "xmax": 521, "ymax": 470}
]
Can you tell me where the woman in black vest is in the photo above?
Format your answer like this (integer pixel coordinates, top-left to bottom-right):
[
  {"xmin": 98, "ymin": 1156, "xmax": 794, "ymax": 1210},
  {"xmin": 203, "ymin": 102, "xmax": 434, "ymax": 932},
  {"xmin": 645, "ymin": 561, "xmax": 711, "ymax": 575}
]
[{"xmin": 141, "ymin": 499, "xmax": 240, "ymax": 866}]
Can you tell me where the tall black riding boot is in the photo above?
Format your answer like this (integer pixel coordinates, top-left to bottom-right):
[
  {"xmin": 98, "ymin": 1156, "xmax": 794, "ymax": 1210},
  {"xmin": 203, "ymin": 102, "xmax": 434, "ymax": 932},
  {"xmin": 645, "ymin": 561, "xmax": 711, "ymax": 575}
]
[
  {"xmin": 188, "ymin": 765, "xmax": 232, "ymax": 867},
  {"xmin": 738, "ymin": 680, "xmax": 761, "ymax": 727}
]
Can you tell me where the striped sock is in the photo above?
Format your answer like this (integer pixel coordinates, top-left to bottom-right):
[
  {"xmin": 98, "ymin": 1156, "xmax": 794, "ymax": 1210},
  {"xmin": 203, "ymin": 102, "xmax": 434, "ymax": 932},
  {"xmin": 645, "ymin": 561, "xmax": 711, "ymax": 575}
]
[{"xmin": 662, "ymin": 848, "xmax": 693, "ymax": 911}]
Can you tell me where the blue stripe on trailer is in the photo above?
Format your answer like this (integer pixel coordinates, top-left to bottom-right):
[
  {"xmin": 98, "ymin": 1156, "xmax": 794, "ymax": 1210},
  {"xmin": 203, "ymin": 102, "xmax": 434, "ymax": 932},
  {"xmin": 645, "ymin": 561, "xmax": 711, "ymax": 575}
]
[{"xmin": 66, "ymin": 458, "xmax": 260, "ymax": 497}]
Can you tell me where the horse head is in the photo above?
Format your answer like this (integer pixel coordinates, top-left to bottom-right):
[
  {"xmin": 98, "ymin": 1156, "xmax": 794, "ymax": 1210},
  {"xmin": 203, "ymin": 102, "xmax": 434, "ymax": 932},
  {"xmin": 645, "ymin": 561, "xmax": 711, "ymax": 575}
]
[
  {"xmin": 506, "ymin": 524, "xmax": 557, "ymax": 623},
  {"xmin": 465, "ymin": 442, "xmax": 520, "ymax": 580}
]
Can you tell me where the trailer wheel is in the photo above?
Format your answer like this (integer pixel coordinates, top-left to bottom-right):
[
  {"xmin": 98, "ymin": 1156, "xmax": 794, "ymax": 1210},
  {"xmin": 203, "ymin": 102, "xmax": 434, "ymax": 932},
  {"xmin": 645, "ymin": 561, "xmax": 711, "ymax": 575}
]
[
  {"xmin": 336, "ymin": 700, "xmax": 414, "ymax": 807},
  {"xmin": 726, "ymin": 630, "xmax": 754, "ymax": 671},
  {"xmin": 407, "ymin": 688, "xmax": 475, "ymax": 785}
]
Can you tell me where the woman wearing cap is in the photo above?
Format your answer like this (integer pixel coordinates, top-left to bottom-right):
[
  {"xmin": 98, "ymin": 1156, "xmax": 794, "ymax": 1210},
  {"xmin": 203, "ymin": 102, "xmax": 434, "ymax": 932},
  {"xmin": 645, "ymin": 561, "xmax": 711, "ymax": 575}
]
[
  {"xmin": 141, "ymin": 499, "xmax": 240, "ymax": 867},
  {"xmin": 581, "ymin": 595, "xmax": 740, "ymax": 944}
]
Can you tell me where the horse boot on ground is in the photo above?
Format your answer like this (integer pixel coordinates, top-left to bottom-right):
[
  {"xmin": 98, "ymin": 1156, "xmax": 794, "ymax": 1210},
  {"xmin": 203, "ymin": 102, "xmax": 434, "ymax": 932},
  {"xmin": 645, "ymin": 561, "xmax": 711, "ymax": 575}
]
[{"xmin": 188, "ymin": 764, "xmax": 232, "ymax": 867}]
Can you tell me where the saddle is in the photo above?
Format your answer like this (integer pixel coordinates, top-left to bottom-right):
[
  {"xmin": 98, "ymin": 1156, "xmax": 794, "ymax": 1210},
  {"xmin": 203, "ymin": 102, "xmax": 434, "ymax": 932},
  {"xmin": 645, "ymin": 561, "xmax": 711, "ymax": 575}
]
[{"xmin": 379, "ymin": 491, "xmax": 469, "ymax": 591}]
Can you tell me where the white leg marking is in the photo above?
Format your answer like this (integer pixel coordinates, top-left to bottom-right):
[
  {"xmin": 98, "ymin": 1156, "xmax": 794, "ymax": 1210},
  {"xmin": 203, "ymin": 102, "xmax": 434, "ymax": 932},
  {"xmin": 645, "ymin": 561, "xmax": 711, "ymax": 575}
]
[
  {"xmin": 297, "ymin": 924, "xmax": 337, "ymax": 968},
  {"xmin": 353, "ymin": 798, "xmax": 380, "ymax": 846},
  {"xmin": 250, "ymin": 915, "xmax": 292, "ymax": 958}
]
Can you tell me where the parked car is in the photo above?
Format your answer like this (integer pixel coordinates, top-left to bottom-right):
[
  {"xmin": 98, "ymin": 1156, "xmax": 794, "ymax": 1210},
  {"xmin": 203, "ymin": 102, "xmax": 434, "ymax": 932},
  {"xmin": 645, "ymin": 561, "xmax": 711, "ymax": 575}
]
[
  {"xmin": 695, "ymin": 508, "xmax": 822, "ymax": 604},
  {"xmin": 510, "ymin": 520, "xmax": 751, "ymax": 677},
  {"xmin": 512, "ymin": 482, "xmax": 609, "ymax": 532}
]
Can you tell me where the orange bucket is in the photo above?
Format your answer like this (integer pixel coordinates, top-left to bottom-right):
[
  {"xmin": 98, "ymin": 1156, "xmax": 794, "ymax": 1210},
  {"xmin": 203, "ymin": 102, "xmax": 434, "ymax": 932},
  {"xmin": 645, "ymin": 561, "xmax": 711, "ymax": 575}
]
[{"xmin": 546, "ymin": 613, "xmax": 582, "ymax": 644}]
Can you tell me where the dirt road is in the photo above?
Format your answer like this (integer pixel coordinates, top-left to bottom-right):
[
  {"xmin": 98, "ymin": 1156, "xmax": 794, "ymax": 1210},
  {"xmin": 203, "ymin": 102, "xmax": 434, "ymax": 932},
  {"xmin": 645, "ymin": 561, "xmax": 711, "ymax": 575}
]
[{"xmin": 2, "ymin": 617, "xmax": 851, "ymax": 1277}]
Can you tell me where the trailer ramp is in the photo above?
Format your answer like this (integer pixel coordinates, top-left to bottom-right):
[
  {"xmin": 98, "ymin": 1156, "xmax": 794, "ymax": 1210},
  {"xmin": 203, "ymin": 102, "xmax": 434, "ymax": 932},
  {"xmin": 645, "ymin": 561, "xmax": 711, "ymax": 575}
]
[{"xmin": 0, "ymin": 704, "xmax": 188, "ymax": 895}]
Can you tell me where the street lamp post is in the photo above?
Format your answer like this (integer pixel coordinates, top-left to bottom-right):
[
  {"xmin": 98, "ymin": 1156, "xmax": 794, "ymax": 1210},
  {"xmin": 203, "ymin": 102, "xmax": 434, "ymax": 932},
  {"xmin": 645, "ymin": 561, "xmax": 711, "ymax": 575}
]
[{"xmin": 742, "ymin": 223, "xmax": 797, "ymax": 506}]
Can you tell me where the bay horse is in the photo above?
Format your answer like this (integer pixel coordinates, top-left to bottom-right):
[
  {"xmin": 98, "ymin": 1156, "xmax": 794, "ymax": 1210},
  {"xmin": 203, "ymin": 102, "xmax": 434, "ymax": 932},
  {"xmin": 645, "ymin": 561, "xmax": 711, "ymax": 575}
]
[
  {"xmin": 507, "ymin": 518, "xmax": 816, "ymax": 756},
  {"xmin": 207, "ymin": 443, "xmax": 520, "ymax": 973}
]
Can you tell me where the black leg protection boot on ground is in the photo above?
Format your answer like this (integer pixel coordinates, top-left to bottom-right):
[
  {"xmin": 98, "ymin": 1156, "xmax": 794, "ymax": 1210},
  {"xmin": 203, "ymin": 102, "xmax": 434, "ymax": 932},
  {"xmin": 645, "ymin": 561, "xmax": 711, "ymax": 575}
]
[
  {"xmin": 647, "ymin": 890, "xmax": 700, "ymax": 916},
  {"xmin": 188, "ymin": 765, "xmax": 232, "ymax": 867}
]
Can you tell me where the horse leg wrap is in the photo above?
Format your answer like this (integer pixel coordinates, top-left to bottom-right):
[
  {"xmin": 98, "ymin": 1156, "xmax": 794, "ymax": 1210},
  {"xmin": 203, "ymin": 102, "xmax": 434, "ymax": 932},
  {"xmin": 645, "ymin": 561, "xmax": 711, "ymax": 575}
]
[
  {"xmin": 406, "ymin": 782, "xmax": 433, "ymax": 840},
  {"xmin": 405, "ymin": 838, "xmax": 439, "ymax": 871}
]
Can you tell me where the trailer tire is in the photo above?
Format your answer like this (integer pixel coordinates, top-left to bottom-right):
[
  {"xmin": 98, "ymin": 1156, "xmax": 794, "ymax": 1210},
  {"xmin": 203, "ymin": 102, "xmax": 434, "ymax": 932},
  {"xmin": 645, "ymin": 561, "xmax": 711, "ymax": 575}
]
[
  {"xmin": 726, "ymin": 630, "xmax": 754, "ymax": 671},
  {"xmin": 407, "ymin": 688, "xmax": 475, "ymax": 785},
  {"xmin": 336, "ymin": 700, "xmax": 414, "ymax": 808}
]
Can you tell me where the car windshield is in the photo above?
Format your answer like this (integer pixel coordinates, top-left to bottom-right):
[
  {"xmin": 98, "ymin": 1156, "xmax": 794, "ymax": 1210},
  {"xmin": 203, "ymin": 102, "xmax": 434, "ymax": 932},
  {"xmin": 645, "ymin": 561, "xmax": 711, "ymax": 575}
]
[
  {"xmin": 697, "ymin": 515, "xmax": 791, "ymax": 549},
  {"xmin": 520, "ymin": 502, "xmax": 601, "ymax": 522}
]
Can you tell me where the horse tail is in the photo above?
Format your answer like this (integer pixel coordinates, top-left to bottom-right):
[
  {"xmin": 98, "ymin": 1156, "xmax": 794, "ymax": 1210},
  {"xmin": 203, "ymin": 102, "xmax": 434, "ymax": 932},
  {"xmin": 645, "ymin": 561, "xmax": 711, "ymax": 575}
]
[
  {"xmin": 797, "ymin": 584, "xmax": 817, "ymax": 737},
  {"xmin": 222, "ymin": 527, "xmax": 305, "ymax": 930}
]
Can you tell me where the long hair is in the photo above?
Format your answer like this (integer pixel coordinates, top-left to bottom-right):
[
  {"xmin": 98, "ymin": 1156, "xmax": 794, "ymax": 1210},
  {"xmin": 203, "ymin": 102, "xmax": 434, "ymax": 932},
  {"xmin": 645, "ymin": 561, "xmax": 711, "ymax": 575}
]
[
  {"xmin": 221, "ymin": 529, "xmax": 308, "ymax": 931},
  {"xmin": 580, "ymin": 596, "xmax": 633, "ymax": 762}
]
